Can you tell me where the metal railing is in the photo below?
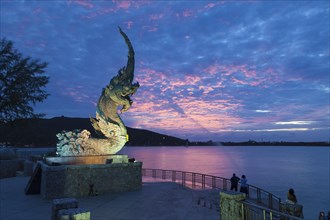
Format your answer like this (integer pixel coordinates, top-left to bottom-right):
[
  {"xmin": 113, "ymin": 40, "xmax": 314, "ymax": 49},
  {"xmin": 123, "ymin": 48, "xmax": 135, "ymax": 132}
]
[
  {"xmin": 142, "ymin": 168, "xmax": 281, "ymax": 211},
  {"xmin": 242, "ymin": 200, "xmax": 303, "ymax": 220}
]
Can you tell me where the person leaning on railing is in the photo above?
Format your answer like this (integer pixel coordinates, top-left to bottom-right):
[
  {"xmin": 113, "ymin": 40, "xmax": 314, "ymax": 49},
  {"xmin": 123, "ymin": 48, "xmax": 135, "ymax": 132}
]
[
  {"xmin": 239, "ymin": 175, "xmax": 248, "ymax": 195},
  {"xmin": 279, "ymin": 188, "xmax": 304, "ymax": 219}
]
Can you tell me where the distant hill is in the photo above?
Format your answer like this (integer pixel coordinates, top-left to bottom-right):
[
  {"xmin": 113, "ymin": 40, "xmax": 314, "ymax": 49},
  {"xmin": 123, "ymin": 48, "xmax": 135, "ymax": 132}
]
[
  {"xmin": 0, "ymin": 117, "xmax": 188, "ymax": 147},
  {"xmin": 1, "ymin": 117, "xmax": 328, "ymax": 147}
]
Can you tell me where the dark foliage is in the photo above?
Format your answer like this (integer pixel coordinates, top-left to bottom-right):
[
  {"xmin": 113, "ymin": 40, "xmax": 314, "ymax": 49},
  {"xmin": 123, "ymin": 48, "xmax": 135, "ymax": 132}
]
[{"xmin": 0, "ymin": 38, "xmax": 49, "ymax": 124}]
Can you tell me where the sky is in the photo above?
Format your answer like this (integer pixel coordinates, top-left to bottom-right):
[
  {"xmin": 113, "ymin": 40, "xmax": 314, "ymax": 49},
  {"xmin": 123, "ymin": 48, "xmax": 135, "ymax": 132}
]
[{"xmin": 1, "ymin": 0, "xmax": 329, "ymax": 142}]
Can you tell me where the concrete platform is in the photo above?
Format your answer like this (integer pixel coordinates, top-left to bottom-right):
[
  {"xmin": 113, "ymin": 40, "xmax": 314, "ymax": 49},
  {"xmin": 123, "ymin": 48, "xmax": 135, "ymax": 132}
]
[{"xmin": 0, "ymin": 176, "xmax": 220, "ymax": 220}]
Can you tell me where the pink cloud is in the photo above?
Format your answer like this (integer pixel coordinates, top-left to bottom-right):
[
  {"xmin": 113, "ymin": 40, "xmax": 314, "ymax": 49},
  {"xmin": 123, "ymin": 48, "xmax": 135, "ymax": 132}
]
[
  {"xmin": 182, "ymin": 10, "xmax": 194, "ymax": 17},
  {"xmin": 167, "ymin": 75, "xmax": 201, "ymax": 88},
  {"xmin": 82, "ymin": 13, "xmax": 98, "ymax": 19},
  {"xmin": 203, "ymin": 64, "xmax": 221, "ymax": 75},
  {"xmin": 136, "ymin": 67, "xmax": 167, "ymax": 86},
  {"xmin": 149, "ymin": 13, "xmax": 164, "ymax": 20},
  {"xmin": 204, "ymin": 2, "xmax": 225, "ymax": 9},
  {"xmin": 126, "ymin": 21, "xmax": 133, "ymax": 29},
  {"xmin": 231, "ymin": 77, "xmax": 247, "ymax": 85},
  {"xmin": 185, "ymin": 75, "xmax": 201, "ymax": 84},
  {"xmin": 113, "ymin": 0, "xmax": 131, "ymax": 10},
  {"xmin": 142, "ymin": 25, "xmax": 158, "ymax": 32},
  {"xmin": 202, "ymin": 62, "xmax": 281, "ymax": 87},
  {"xmin": 70, "ymin": 0, "xmax": 94, "ymax": 9},
  {"xmin": 80, "ymin": 1, "xmax": 151, "ymax": 19},
  {"xmin": 62, "ymin": 85, "xmax": 95, "ymax": 103},
  {"xmin": 205, "ymin": 3, "xmax": 216, "ymax": 9},
  {"xmin": 198, "ymin": 85, "xmax": 215, "ymax": 95},
  {"xmin": 32, "ymin": 7, "xmax": 43, "ymax": 14}
]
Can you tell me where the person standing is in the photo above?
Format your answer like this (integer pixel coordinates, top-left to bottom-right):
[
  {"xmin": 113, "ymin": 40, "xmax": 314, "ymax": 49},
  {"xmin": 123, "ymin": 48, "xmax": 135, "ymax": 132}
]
[
  {"xmin": 240, "ymin": 175, "xmax": 248, "ymax": 195},
  {"xmin": 230, "ymin": 173, "xmax": 240, "ymax": 191},
  {"xmin": 286, "ymin": 188, "xmax": 297, "ymax": 204}
]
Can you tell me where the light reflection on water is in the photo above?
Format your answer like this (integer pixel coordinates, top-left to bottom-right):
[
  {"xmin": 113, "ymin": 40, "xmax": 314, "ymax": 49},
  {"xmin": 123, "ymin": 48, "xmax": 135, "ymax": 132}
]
[{"xmin": 119, "ymin": 146, "xmax": 330, "ymax": 219}]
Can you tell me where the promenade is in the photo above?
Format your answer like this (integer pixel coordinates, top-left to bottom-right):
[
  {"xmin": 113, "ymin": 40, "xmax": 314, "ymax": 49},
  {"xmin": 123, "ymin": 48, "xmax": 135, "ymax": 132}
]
[{"xmin": 0, "ymin": 176, "xmax": 219, "ymax": 220}]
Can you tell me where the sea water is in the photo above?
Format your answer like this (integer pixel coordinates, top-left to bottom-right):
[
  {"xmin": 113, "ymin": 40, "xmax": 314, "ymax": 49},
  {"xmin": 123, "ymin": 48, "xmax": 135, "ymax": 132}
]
[{"xmin": 119, "ymin": 146, "xmax": 330, "ymax": 220}]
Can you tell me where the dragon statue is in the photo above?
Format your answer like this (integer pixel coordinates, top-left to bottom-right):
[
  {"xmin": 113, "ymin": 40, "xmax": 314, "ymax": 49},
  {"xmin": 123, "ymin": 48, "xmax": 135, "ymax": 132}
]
[{"xmin": 56, "ymin": 27, "xmax": 139, "ymax": 156}]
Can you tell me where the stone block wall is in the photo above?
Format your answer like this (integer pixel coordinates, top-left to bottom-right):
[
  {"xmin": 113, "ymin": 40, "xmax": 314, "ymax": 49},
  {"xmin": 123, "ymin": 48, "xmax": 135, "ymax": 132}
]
[
  {"xmin": 0, "ymin": 148, "xmax": 22, "ymax": 179},
  {"xmin": 0, "ymin": 160, "xmax": 20, "ymax": 179},
  {"xmin": 40, "ymin": 161, "xmax": 142, "ymax": 199},
  {"xmin": 51, "ymin": 197, "xmax": 91, "ymax": 220}
]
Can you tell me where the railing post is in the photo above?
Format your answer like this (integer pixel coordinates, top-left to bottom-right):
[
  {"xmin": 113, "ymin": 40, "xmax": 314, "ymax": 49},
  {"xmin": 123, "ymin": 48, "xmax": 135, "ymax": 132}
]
[
  {"xmin": 152, "ymin": 169, "xmax": 156, "ymax": 178},
  {"xmin": 278, "ymin": 198, "xmax": 281, "ymax": 211},
  {"xmin": 257, "ymin": 188, "xmax": 261, "ymax": 203},
  {"xmin": 212, "ymin": 176, "xmax": 216, "ymax": 189},
  {"xmin": 269, "ymin": 193, "xmax": 273, "ymax": 209},
  {"xmin": 241, "ymin": 203, "xmax": 245, "ymax": 219},
  {"xmin": 223, "ymin": 178, "xmax": 227, "ymax": 191},
  {"xmin": 192, "ymin": 173, "xmax": 196, "ymax": 188},
  {"xmin": 202, "ymin": 175, "xmax": 205, "ymax": 189},
  {"xmin": 263, "ymin": 209, "xmax": 266, "ymax": 220},
  {"xmin": 162, "ymin": 170, "xmax": 165, "ymax": 179},
  {"xmin": 182, "ymin": 171, "xmax": 185, "ymax": 186},
  {"xmin": 172, "ymin": 170, "xmax": 176, "ymax": 182}
]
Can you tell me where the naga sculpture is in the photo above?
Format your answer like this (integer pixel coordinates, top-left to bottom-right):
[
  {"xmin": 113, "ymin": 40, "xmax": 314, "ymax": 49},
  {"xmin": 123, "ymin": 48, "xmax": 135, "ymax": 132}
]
[{"xmin": 56, "ymin": 27, "xmax": 139, "ymax": 156}]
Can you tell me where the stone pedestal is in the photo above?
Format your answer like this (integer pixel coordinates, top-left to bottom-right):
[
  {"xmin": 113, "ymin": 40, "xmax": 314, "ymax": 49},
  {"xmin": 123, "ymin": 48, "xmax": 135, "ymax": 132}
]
[
  {"xmin": 25, "ymin": 155, "xmax": 142, "ymax": 199},
  {"xmin": 219, "ymin": 191, "xmax": 246, "ymax": 220}
]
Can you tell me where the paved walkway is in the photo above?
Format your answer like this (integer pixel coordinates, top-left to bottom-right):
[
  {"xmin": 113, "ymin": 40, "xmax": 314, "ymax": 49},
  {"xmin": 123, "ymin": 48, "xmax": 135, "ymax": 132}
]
[{"xmin": 0, "ymin": 176, "xmax": 220, "ymax": 220}]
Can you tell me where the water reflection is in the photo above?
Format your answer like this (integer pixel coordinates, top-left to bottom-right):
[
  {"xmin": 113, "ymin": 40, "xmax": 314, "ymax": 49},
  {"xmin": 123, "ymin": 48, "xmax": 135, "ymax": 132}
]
[
  {"xmin": 119, "ymin": 146, "xmax": 330, "ymax": 220},
  {"xmin": 120, "ymin": 146, "xmax": 242, "ymax": 177}
]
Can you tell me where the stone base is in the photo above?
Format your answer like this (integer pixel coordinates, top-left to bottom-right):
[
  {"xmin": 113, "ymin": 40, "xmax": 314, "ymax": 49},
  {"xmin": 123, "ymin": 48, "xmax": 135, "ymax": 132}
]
[{"xmin": 25, "ymin": 155, "xmax": 142, "ymax": 199}]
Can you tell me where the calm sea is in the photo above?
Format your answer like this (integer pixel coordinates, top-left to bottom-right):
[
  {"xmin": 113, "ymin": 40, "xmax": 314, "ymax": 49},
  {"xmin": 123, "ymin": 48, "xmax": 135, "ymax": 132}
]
[
  {"xmin": 119, "ymin": 146, "xmax": 330, "ymax": 219},
  {"xmin": 14, "ymin": 145, "xmax": 329, "ymax": 219}
]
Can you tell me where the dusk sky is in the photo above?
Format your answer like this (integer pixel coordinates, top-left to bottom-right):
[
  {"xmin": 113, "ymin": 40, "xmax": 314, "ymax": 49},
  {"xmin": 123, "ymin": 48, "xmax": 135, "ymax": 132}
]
[{"xmin": 1, "ymin": 0, "xmax": 329, "ymax": 142}]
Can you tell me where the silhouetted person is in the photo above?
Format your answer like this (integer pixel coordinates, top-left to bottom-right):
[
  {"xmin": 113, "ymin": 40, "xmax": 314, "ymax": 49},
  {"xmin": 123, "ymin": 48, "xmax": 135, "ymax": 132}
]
[
  {"xmin": 319, "ymin": 211, "xmax": 326, "ymax": 220},
  {"xmin": 240, "ymin": 175, "xmax": 248, "ymax": 195},
  {"xmin": 230, "ymin": 173, "xmax": 240, "ymax": 191},
  {"xmin": 286, "ymin": 188, "xmax": 297, "ymax": 204}
]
